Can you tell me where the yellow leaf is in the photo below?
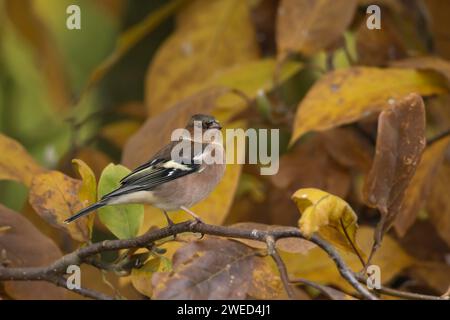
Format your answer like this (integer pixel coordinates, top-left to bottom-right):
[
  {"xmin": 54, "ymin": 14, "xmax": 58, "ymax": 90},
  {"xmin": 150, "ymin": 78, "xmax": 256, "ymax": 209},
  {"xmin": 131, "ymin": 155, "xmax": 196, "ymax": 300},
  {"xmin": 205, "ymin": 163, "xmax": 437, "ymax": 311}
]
[
  {"xmin": 0, "ymin": 133, "xmax": 45, "ymax": 187},
  {"xmin": 72, "ymin": 159, "xmax": 97, "ymax": 238},
  {"xmin": 292, "ymin": 188, "xmax": 364, "ymax": 258},
  {"xmin": 145, "ymin": 0, "xmax": 260, "ymax": 116},
  {"xmin": 28, "ymin": 170, "xmax": 89, "ymax": 242},
  {"xmin": 131, "ymin": 256, "xmax": 172, "ymax": 298},
  {"xmin": 282, "ymin": 227, "xmax": 414, "ymax": 291},
  {"xmin": 290, "ymin": 67, "xmax": 448, "ymax": 145}
]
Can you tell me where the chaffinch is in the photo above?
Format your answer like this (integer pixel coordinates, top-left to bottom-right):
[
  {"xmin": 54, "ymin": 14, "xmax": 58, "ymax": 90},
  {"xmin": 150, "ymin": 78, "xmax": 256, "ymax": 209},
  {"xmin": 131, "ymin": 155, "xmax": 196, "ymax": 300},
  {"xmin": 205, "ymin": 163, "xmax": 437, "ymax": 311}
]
[{"xmin": 65, "ymin": 114, "xmax": 225, "ymax": 225}]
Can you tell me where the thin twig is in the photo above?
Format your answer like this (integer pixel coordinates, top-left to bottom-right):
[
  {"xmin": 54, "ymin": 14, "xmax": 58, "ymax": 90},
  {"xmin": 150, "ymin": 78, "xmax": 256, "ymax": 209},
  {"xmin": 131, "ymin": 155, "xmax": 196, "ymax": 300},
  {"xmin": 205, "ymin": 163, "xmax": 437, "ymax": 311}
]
[
  {"xmin": 355, "ymin": 274, "xmax": 446, "ymax": 300},
  {"xmin": 427, "ymin": 128, "xmax": 450, "ymax": 146},
  {"xmin": 266, "ymin": 236, "xmax": 294, "ymax": 299}
]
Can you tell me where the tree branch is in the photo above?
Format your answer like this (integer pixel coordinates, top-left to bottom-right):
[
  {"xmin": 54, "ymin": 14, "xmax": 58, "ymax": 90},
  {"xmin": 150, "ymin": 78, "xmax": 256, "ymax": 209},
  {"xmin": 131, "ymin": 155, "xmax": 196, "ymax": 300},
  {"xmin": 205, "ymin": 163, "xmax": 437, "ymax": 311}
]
[{"xmin": 0, "ymin": 221, "xmax": 378, "ymax": 300}]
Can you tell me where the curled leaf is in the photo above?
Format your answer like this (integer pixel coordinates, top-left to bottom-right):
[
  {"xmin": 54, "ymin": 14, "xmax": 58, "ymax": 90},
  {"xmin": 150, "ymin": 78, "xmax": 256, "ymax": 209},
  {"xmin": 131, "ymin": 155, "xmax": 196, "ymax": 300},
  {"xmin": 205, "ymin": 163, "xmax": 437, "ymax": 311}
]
[{"xmin": 292, "ymin": 188, "xmax": 364, "ymax": 258}]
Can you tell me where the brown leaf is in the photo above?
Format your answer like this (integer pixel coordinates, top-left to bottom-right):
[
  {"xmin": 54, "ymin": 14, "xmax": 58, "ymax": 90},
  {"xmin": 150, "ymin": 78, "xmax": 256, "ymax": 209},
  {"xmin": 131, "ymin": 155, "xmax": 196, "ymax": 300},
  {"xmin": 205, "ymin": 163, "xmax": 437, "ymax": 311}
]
[
  {"xmin": 5, "ymin": 0, "xmax": 71, "ymax": 111},
  {"xmin": 0, "ymin": 204, "xmax": 66, "ymax": 299},
  {"xmin": 145, "ymin": 0, "xmax": 259, "ymax": 116},
  {"xmin": 289, "ymin": 67, "xmax": 447, "ymax": 145},
  {"xmin": 394, "ymin": 136, "xmax": 450, "ymax": 236},
  {"xmin": 424, "ymin": 0, "xmax": 450, "ymax": 59},
  {"xmin": 406, "ymin": 262, "xmax": 450, "ymax": 295},
  {"xmin": 427, "ymin": 161, "xmax": 450, "ymax": 247},
  {"xmin": 152, "ymin": 237, "xmax": 261, "ymax": 299},
  {"xmin": 363, "ymin": 93, "xmax": 426, "ymax": 246},
  {"xmin": 231, "ymin": 222, "xmax": 315, "ymax": 254},
  {"xmin": 321, "ymin": 128, "xmax": 374, "ymax": 172},
  {"xmin": 356, "ymin": 13, "xmax": 406, "ymax": 66},
  {"xmin": 0, "ymin": 133, "xmax": 45, "ymax": 187},
  {"xmin": 276, "ymin": 0, "xmax": 357, "ymax": 57},
  {"xmin": 28, "ymin": 170, "xmax": 89, "ymax": 243}
]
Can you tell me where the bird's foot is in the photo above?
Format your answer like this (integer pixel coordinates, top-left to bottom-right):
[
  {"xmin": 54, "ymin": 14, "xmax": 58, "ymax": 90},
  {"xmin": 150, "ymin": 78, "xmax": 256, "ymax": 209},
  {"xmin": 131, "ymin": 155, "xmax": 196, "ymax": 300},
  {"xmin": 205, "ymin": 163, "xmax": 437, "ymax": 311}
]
[{"xmin": 162, "ymin": 210, "xmax": 177, "ymax": 239}]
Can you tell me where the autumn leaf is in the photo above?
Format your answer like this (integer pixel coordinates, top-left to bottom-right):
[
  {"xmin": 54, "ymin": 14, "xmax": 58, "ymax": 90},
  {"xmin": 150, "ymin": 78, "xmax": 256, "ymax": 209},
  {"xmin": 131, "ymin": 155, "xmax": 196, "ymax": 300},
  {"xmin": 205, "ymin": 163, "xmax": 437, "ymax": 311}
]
[
  {"xmin": 290, "ymin": 67, "xmax": 447, "ymax": 145},
  {"xmin": 145, "ymin": 0, "xmax": 259, "ymax": 116},
  {"xmin": 394, "ymin": 136, "xmax": 450, "ymax": 236},
  {"xmin": 427, "ymin": 161, "xmax": 450, "ymax": 247},
  {"xmin": 363, "ymin": 93, "xmax": 426, "ymax": 247},
  {"xmin": 152, "ymin": 237, "xmax": 277, "ymax": 299},
  {"xmin": 0, "ymin": 204, "xmax": 66, "ymax": 299},
  {"xmin": 97, "ymin": 163, "xmax": 144, "ymax": 239},
  {"xmin": 292, "ymin": 188, "xmax": 364, "ymax": 259},
  {"xmin": 276, "ymin": 0, "xmax": 357, "ymax": 57},
  {"xmin": 28, "ymin": 170, "xmax": 90, "ymax": 243},
  {"xmin": 391, "ymin": 56, "xmax": 450, "ymax": 85},
  {"xmin": 131, "ymin": 256, "xmax": 172, "ymax": 298},
  {"xmin": 424, "ymin": 0, "xmax": 450, "ymax": 59},
  {"xmin": 0, "ymin": 133, "xmax": 45, "ymax": 187},
  {"xmin": 282, "ymin": 227, "xmax": 415, "ymax": 292},
  {"xmin": 72, "ymin": 159, "xmax": 97, "ymax": 239}
]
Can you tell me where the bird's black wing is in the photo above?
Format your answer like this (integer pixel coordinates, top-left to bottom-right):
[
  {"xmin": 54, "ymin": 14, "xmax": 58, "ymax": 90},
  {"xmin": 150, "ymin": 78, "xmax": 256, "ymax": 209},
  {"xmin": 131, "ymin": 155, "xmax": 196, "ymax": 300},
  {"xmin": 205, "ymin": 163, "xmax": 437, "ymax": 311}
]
[{"xmin": 102, "ymin": 140, "xmax": 205, "ymax": 200}]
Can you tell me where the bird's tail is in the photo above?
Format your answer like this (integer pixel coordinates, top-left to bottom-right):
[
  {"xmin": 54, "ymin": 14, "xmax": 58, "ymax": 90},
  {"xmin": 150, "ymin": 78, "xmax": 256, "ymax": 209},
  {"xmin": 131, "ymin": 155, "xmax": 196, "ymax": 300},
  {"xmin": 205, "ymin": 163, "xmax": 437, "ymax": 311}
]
[{"xmin": 64, "ymin": 201, "xmax": 106, "ymax": 224}]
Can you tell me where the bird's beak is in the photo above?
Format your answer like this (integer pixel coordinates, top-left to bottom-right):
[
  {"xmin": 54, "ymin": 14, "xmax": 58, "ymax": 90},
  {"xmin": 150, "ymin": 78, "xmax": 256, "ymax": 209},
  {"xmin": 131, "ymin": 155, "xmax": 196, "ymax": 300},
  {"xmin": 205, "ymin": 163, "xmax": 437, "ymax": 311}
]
[{"xmin": 210, "ymin": 120, "xmax": 222, "ymax": 130}]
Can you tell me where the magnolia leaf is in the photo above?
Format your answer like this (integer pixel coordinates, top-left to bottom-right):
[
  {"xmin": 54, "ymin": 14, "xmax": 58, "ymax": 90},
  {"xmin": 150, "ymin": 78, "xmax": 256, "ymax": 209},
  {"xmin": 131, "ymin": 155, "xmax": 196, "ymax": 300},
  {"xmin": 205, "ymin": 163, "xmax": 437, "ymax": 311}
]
[
  {"xmin": 290, "ymin": 67, "xmax": 447, "ymax": 145},
  {"xmin": 363, "ymin": 93, "xmax": 426, "ymax": 247},
  {"xmin": 28, "ymin": 170, "xmax": 89, "ymax": 242},
  {"xmin": 292, "ymin": 188, "xmax": 364, "ymax": 258},
  {"xmin": 152, "ymin": 237, "xmax": 273, "ymax": 299},
  {"xmin": 72, "ymin": 159, "xmax": 97, "ymax": 239},
  {"xmin": 97, "ymin": 163, "xmax": 144, "ymax": 239},
  {"xmin": 0, "ymin": 204, "xmax": 66, "ymax": 299},
  {"xmin": 0, "ymin": 133, "xmax": 45, "ymax": 187}
]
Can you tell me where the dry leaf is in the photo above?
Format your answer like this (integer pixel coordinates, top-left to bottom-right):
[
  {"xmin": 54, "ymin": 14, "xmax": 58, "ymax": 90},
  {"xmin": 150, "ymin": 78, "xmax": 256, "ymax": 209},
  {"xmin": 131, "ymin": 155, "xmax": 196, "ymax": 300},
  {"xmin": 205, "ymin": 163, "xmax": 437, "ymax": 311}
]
[
  {"xmin": 131, "ymin": 256, "xmax": 172, "ymax": 298},
  {"xmin": 292, "ymin": 188, "xmax": 364, "ymax": 258},
  {"xmin": 290, "ymin": 67, "xmax": 447, "ymax": 145},
  {"xmin": 152, "ymin": 237, "xmax": 262, "ymax": 299},
  {"xmin": 0, "ymin": 133, "xmax": 45, "ymax": 187},
  {"xmin": 363, "ymin": 93, "xmax": 426, "ymax": 246},
  {"xmin": 394, "ymin": 136, "xmax": 450, "ymax": 236},
  {"xmin": 276, "ymin": 0, "xmax": 357, "ymax": 57},
  {"xmin": 28, "ymin": 170, "xmax": 89, "ymax": 242},
  {"xmin": 0, "ymin": 204, "xmax": 66, "ymax": 299}
]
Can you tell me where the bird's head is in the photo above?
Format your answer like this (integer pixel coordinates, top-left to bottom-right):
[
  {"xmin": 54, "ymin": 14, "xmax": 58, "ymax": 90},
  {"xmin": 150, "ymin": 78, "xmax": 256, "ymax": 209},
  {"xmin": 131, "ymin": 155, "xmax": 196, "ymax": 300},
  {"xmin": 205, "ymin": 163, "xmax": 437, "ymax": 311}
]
[{"xmin": 186, "ymin": 114, "xmax": 222, "ymax": 130}]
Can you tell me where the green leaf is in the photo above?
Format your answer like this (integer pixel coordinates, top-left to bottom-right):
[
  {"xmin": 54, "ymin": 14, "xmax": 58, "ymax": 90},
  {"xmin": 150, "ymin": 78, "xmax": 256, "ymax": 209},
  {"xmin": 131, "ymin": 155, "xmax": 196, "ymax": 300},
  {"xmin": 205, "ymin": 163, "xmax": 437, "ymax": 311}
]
[{"xmin": 97, "ymin": 163, "xmax": 144, "ymax": 239}]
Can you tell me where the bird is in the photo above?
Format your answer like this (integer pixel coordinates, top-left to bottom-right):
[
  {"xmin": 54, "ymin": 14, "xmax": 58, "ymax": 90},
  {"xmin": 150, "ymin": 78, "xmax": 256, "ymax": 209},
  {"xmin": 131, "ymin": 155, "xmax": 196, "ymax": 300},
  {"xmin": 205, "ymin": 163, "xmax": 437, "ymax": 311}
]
[{"xmin": 64, "ymin": 114, "xmax": 225, "ymax": 226}]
